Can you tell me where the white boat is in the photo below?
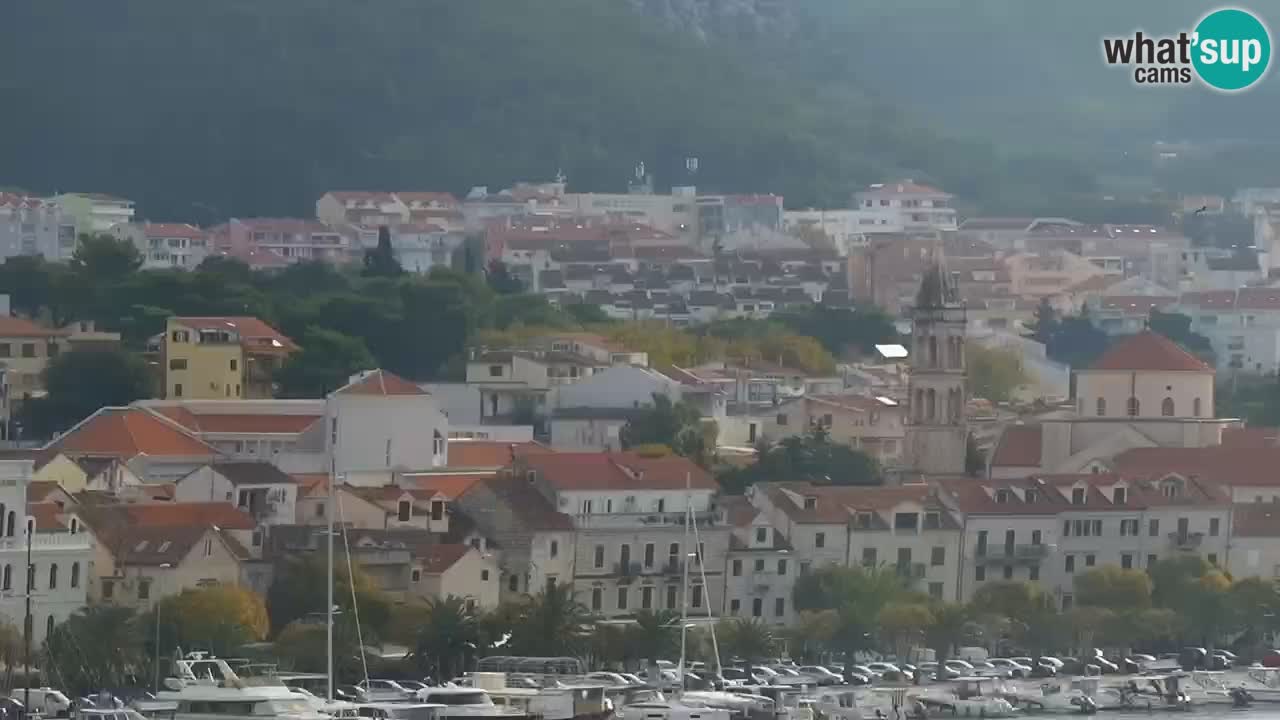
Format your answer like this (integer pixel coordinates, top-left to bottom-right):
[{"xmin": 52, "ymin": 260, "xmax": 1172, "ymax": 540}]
[
  {"xmin": 1106, "ymin": 675, "xmax": 1192, "ymax": 711},
  {"xmin": 617, "ymin": 700, "xmax": 732, "ymax": 720},
  {"xmin": 793, "ymin": 687, "xmax": 875, "ymax": 720},
  {"xmin": 157, "ymin": 655, "xmax": 330, "ymax": 720},
  {"xmin": 411, "ymin": 686, "xmax": 525, "ymax": 719},
  {"xmin": 685, "ymin": 690, "xmax": 778, "ymax": 720},
  {"xmin": 1002, "ymin": 677, "xmax": 1098, "ymax": 714},
  {"xmin": 913, "ymin": 678, "xmax": 1017, "ymax": 718},
  {"xmin": 468, "ymin": 671, "xmax": 611, "ymax": 720},
  {"xmin": 330, "ymin": 704, "xmax": 445, "ymax": 720},
  {"xmin": 1236, "ymin": 667, "xmax": 1280, "ymax": 703}
]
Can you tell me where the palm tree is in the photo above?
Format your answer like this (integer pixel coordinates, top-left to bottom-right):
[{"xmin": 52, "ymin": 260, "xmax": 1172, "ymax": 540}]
[
  {"xmin": 510, "ymin": 582, "xmax": 590, "ymax": 657},
  {"xmin": 925, "ymin": 603, "xmax": 971, "ymax": 665},
  {"xmin": 627, "ymin": 610, "xmax": 680, "ymax": 669},
  {"xmin": 416, "ymin": 596, "xmax": 479, "ymax": 681},
  {"xmin": 44, "ymin": 605, "xmax": 145, "ymax": 695},
  {"xmin": 718, "ymin": 619, "xmax": 775, "ymax": 664}
]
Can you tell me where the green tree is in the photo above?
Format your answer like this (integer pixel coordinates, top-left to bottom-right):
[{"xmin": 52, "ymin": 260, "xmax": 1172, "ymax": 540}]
[
  {"xmin": 718, "ymin": 425, "xmax": 880, "ymax": 494},
  {"xmin": 788, "ymin": 609, "xmax": 839, "ymax": 662},
  {"xmin": 157, "ymin": 585, "xmax": 270, "ymax": 656},
  {"xmin": 717, "ymin": 619, "xmax": 775, "ymax": 663},
  {"xmin": 267, "ymin": 554, "xmax": 392, "ymax": 642},
  {"xmin": 363, "ymin": 226, "xmax": 403, "ymax": 278},
  {"xmin": 967, "ymin": 343, "xmax": 1027, "ymax": 403},
  {"xmin": 770, "ymin": 306, "xmax": 897, "ymax": 357},
  {"xmin": 71, "ymin": 233, "xmax": 143, "ymax": 284},
  {"xmin": 415, "ymin": 595, "xmax": 479, "ymax": 681},
  {"xmin": 275, "ymin": 327, "xmax": 376, "ymax": 398},
  {"xmin": 1148, "ymin": 310, "xmax": 1215, "ymax": 366},
  {"xmin": 1047, "ymin": 310, "xmax": 1112, "ymax": 369},
  {"xmin": 620, "ymin": 394, "xmax": 713, "ymax": 464},
  {"xmin": 0, "ymin": 256, "xmax": 55, "ymax": 319},
  {"xmin": 1149, "ymin": 555, "xmax": 1213, "ymax": 611},
  {"xmin": 43, "ymin": 605, "xmax": 145, "ymax": 695},
  {"xmin": 1074, "ymin": 565, "xmax": 1153, "ymax": 610},
  {"xmin": 964, "ymin": 435, "xmax": 986, "ymax": 478},
  {"xmin": 924, "ymin": 603, "xmax": 971, "ymax": 664},
  {"xmin": 1025, "ymin": 297, "xmax": 1058, "ymax": 346},
  {"xmin": 1229, "ymin": 576, "xmax": 1280, "ymax": 646},
  {"xmin": 18, "ymin": 347, "xmax": 151, "ymax": 439},
  {"xmin": 508, "ymin": 582, "xmax": 591, "ymax": 657},
  {"xmin": 562, "ymin": 302, "xmax": 613, "ymax": 325},
  {"xmin": 970, "ymin": 581, "xmax": 1050, "ymax": 624},
  {"xmin": 626, "ymin": 610, "xmax": 680, "ymax": 666},
  {"xmin": 878, "ymin": 603, "xmax": 933, "ymax": 659},
  {"xmin": 486, "ymin": 260, "xmax": 525, "ymax": 295}
]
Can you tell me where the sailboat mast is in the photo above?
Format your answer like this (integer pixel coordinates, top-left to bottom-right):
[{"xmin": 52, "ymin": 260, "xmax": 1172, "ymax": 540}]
[
  {"xmin": 326, "ymin": 462, "xmax": 335, "ymax": 702},
  {"xmin": 677, "ymin": 471, "xmax": 691, "ymax": 694}
]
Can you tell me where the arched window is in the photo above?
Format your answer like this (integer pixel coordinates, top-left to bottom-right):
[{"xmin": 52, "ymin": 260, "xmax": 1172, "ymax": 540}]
[
  {"xmin": 48, "ymin": 563, "xmax": 57, "ymax": 590},
  {"xmin": 928, "ymin": 336, "xmax": 938, "ymax": 368},
  {"xmin": 1194, "ymin": 397, "xmax": 1202, "ymax": 416},
  {"xmin": 926, "ymin": 389, "xmax": 936, "ymax": 421},
  {"xmin": 45, "ymin": 615, "xmax": 53, "ymax": 639},
  {"xmin": 1096, "ymin": 397, "xmax": 1106, "ymax": 417},
  {"xmin": 69, "ymin": 518, "xmax": 78, "ymax": 535},
  {"xmin": 1127, "ymin": 396, "xmax": 1140, "ymax": 417},
  {"xmin": 1161, "ymin": 397, "xmax": 1175, "ymax": 417},
  {"xmin": 70, "ymin": 562, "xmax": 80, "ymax": 589}
]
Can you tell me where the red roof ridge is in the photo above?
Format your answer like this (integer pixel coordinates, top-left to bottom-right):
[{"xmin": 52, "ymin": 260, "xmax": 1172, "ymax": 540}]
[{"xmin": 1087, "ymin": 330, "xmax": 1211, "ymax": 372}]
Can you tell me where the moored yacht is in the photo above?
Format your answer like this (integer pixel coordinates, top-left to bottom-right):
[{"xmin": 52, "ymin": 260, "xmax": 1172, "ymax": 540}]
[
  {"xmin": 913, "ymin": 678, "xmax": 1018, "ymax": 718},
  {"xmin": 412, "ymin": 686, "xmax": 525, "ymax": 719},
  {"xmin": 157, "ymin": 656, "xmax": 330, "ymax": 720}
]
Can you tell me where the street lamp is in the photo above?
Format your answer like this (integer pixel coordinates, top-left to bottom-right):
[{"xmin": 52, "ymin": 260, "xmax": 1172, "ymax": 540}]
[{"xmin": 154, "ymin": 563, "xmax": 172, "ymax": 693}]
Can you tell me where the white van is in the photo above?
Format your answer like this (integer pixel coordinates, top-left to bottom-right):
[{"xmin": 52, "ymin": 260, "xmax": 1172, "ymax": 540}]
[
  {"xmin": 957, "ymin": 646, "xmax": 990, "ymax": 663},
  {"xmin": 12, "ymin": 688, "xmax": 72, "ymax": 717}
]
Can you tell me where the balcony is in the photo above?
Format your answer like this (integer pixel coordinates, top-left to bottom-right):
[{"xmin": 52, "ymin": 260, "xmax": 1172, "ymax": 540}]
[
  {"xmin": 614, "ymin": 562, "xmax": 641, "ymax": 583},
  {"xmin": 1169, "ymin": 531, "xmax": 1204, "ymax": 550},
  {"xmin": 0, "ymin": 534, "xmax": 92, "ymax": 552},
  {"xmin": 573, "ymin": 510, "xmax": 718, "ymax": 529},
  {"xmin": 661, "ymin": 560, "xmax": 685, "ymax": 576},
  {"xmin": 976, "ymin": 544, "xmax": 1050, "ymax": 564}
]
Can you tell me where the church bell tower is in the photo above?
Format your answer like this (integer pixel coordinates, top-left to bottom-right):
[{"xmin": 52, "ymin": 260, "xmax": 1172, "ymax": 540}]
[{"xmin": 904, "ymin": 261, "xmax": 969, "ymax": 475}]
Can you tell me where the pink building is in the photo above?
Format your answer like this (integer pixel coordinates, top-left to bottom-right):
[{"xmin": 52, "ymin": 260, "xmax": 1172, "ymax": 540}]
[{"xmin": 210, "ymin": 218, "xmax": 352, "ymax": 266}]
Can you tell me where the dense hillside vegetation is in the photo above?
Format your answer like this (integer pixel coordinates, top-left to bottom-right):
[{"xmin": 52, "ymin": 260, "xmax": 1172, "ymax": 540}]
[{"xmin": 3, "ymin": 1, "xmax": 1277, "ymax": 220}]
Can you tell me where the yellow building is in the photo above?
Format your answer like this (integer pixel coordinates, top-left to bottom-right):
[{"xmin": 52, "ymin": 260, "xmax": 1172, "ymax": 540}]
[{"xmin": 163, "ymin": 317, "xmax": 297, "ymax": 400}]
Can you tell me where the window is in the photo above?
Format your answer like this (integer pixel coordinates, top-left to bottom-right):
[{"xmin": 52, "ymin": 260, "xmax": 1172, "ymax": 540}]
[
  {"xmin": 1071, "ymin": 487, "xmax": 1085, "ymax": 505},
  {"xmin": 668, "ymin": 542, "xmax": 679, "ymax": 567},
  {"xmin": 1194, "ymin": 397, "xmax": 1202, "ymax": 416},
  {"xmin": 508, "ymin": 574, "xmax": 519, "ymax": 592},
  {"xmin": 70, "ymin": 562, "xmax": 80, "ymax": 589},
  {"xmin": 230, "ymin": 358, "xmax": 238, "ymax": 371},
  {"xmin": 412, "ymin": 569, "xmax": 422, "ymax": 583},
  {"xmin": 488, "ymin": 365, "xmax": 504, "ymax": 377},
  {"xmin": 397, "ymin": 500, "xmax": 411, "ymax": 522},
  {"xmin": 102, "ymin": 579, "xmax": 113, "ymax": 599},
  {"xmin": 976, "ymin": 530, "xmax": 988, "ymax": 556},
  {"xmin": 753, "ymin": 558, "xmax": 765, "ymax": 573},
  {"xmin": 171, "ymin": 330, "xmax": 189, "ymax": 343},
  {"xmin": 168, "ymin": 358, "xmax": 188, "ymax": 371},
  {"xmin": 730, "ymin": 599, "xmax": 741, "ymax": 614},
  {"xmin": 481, "ymin": 569, "xmax": 490, "ymax": 582},
  {"xmin": 0, "ymin": 344, "xmax": 10, "ymax": 359},
  {"xmin": 1149, "ymin": 519, "xmax": 1159, "ymax": 537},
  {"xmin": 691, "ymin": 584, "xmax": 703, "ymax": 608},
  {"xmin": 20, "ymin": 344, "xmax": 34, "ymax": 358},
  {"xmin": 617, "ymin": 587, "xmax": 628, "ymax": 610},
  {"xmin": 777, "ymin": 559, "xmax": 788, "ymax": 575},
  {"xmin": 550, "ymin": 539, "xmax": 559, "ymax": 558},
  {"xmin": 1065, "ymin": 555, "xmax": 1075, "ymax": 573},
  {"xmin": 1093, "ymin": 519, "xmax": 1102, "ymax": 535},
  {"xmin": 1031, "ymin": 530, "xmax": 1042, "ymax": 545},
  {"xmin": 755, "ymin": 527, "xmax": 768, "ymax": 543},
  {"xmin": 4, "ymin": 565, "xmax": 12, "ymax": 591},
  {"xmin": 666, "ymin": 584, "xmax": 678, "ymax": 609},
  {"xmin": 1003, "ymin": 565, "xmax": 1013, "ymax": 579},
  {"xmin": 1127, "ymin": 396, "xmax": 1139, "ymax": 417},
  {"xmin": 204, "ymin": 538, "xmax": 213, "ymax": 556},
  {"xmin": 995, "ymin": 489, "xmax": 1011, "ymax": 504},
  {"xmin": 138, "ymin": 578, "xmax": 151, "ymax": 600},
  {"xmin": 45, "ymin": 616, "xmax": 53, "ymax": 639},
  {"xmin": 975, "ymin": 566, "xmax": 986, "ymax": 582},
  {"xmin": 430, "ymin": 500, "xmax": 444, "ymax": 522},
  {"xmin": 1210, "ymin": 517, "xmax": 1220, "ymax": 536},
  {"xmin": 863, "ymin": 548, "xmax": 877, "ymax": 566},
  {"xmin": 931, "ymin": 546, "xmax": 945, "ymax": 566},
  {"xmin": 775, "ymin": 597, "xmax": 786, "ymax": 617},
  {"xmin": 1061, "ymin": 593, "xmax": 1074, "ymax": 611},
  {"xmin": 1147, "ymin": 554, "xmax": 1158, "ymax": 568},
  {"xmin": 800, "ymin": 561, "xmax": 811, "ymax": 575},
  {"xmin": 1063, "ymin": 520, "xmax": 1071, "ymax": 537},
  {"xmin": 752, "ymin": 598, "xmax": 763, "ymax": 617},
  {"xmin": 815, "ymin": 532, "xmax": 825, "ymax": 548},
  {"xmin": 643, "ymin": 543, "xmax": 654, "ymax": 567},
  {"xmin": 1161, "ymin": 397, "xmax": 1174, "ymax": 416},
  {"xmin": 1121, "ymin": 554, "xmax": 1133, "ymax": 569},
  {"xmin": 1025, "ymin": 489, "xmax": 1038, "ymax": 503},
  {"xmin": 1113, "ymin": 487, "xmax": 1127, "ymax": 504},
  {"xmin": 732, "ymin": 559, "xmax": 742, "ymax": 576},
  {"xmin": 776, "ymin": 413, "xmax": 788, "ymax": 426},
  {"xmin": 1208, "ymin": 553, "xmax": 1219, "ymax": 566},
  {"xmin": 315, "ymin": 502, "xmax": 325, "ymax": 518},
  {"xmin": 929, "ymin": 582, "xmax": 943, "ymax": 599},
  {"xmin": 1029, "ymin": 564, "xmax": 1040, "ymax": 581},
  {"xmin": 594, "ymin": 545, "xmax": 605, "ymax": 568},
  {"xmin": 174, "ymin": 383, "xmax": 183, "ymax": 398},
  {"xmin": 1085, "ymin": 554, "xmax": 1096, "ymax": 567},
  {"xmin": 48, "ymin": 563, "xmax": 57, "ymax": 590},
  {"xmin": 591, "ymin": 588, "xmax": 602, "ymax": 611}
]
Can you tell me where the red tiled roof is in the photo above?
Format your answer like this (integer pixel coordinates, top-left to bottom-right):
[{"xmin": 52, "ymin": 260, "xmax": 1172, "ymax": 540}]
[
  {"xmin": 292, "ymin": 473, "xmax": 329, "ymax": 497},
  {"xmin": 333, "ymin": 369, "xmax": 425, "ymax": 396},
  {"xmin": 143, "ymin": 223, "xmax": 204, "ymax": 239},
  {"xmin": 1237, "ymin": 287, "xmax": 1280, "ymax": 311},
  {"xmin": 1222, "ymin": 427, "xmax": 1280, "ymax": 449},
  {"xmin": 1087, "ymin": 331, "xmax": 1211, "ymax": 372},
  {"xmin": 1113, "ymin": 446, "xmax": 1280, "ymax": 487},
  {"xmin": 1097, "ymin": 296, "xmax": 1176, "ymax": 313},
  {"xmin": 0, "ymin": 316, "xmax": 65, "ymax": 338},
  {"xmin": 864, "ymin": 180, "xmax": 950, "ymax": 196},
  {"xmin": 197, "ymin": 413, "xmax": 319, "ymax": 434},
  {"xmin": 1180, "ymin": 290, "xmax": 1237, "ymax": 309},
  {"xmin": 396, "ymin": 192, "xmax": 460, "ymax": 207},
  {"xmin": 174, "ymin": 317, "xmax": 298, "ymax": 353},
  {"xmin": 327, "ymin": 191, "xmax": 396, "ymax": 204},
  {"xmin": 26, "ymin": 480, "xmax": 64, "ymax": 504},
  {"xmin": 764, "ymin": 482, "xmax": 953, "ymax": 525},
  {"xmin": 1233, "ymin": 503, "xmax": 1280, "ymax": 537},
  {"xmin": 48, "ymin": 408, "xmax": 218, "ymax": 458},
  {"xmin": 719, "ymin": 495, "xmax": 758, "ymax": 528},
  {"xmin": 1065, "ymin": 275, "xmax": 1124, "ymax": 294},
  {"xmin": 990, "ymin": 425, "xmax": 1043, "ymax": 467},
  {"xmin": 446, "ymin": 441, "xmax": 553, "ymax": 469},
  {"xmin": 119, "ymin": 501, "xmax": 256, "ymax": 530},
  {"xmin": 522, "ymin": 452, "xmax": 718, "ymax": 491},
  {"xmin": 403, "ymin": 473, "xmax": 491, "ymax": 499},
  {"xmin": 27, "ymin": 503, "xmax": 67, "ymax": 531},
  {"xmin": 418, "ymin": 543, "xmax": 471, "ymax": 573}
]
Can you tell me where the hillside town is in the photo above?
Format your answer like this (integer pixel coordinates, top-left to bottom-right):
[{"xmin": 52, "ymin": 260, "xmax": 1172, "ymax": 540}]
[{"xmin": 1, "ymin": 177, "xmax": 1280, "ymax": 695}]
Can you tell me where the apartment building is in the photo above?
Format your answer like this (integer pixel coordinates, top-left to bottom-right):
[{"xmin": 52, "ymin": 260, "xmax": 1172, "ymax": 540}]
[
  {"xmin": 53, "ymin": 193, "xmax": 135, "ymax": 235},
  {"xmin": 721, "ymin": 495, "xmax": 797, "ymax": 625},
  {"xmin": 210, "ymin": 218, "xmax": 351, "ymax": 265},
  {"xmin": 0, "ymin": 315, "xmax": 67, "ymax": 404},
  {"xmin": 513, "ymin": 452, "xmax": 728, "ymax": 620},
  {"xmin": 0, "ymin": 193, "xmax": 77, "ymax": 261},
  {"xmin": 161, "ymin": 316, "xmax": 297, "ymax": 400},
  {"xmin": 112, "ymin": 222, "xmax": 209, "ymax": 269},
  {"xmin": 853, "ymin": 181, "xmax": 957, "ymax": 232}
]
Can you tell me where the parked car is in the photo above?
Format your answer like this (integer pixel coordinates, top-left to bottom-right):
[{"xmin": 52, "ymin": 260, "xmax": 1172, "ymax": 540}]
[
  {"xmin": 358, "ymin": 679, "xmax": 415, "ymax": 702},
  {"xmin": 851, "ymin": 664, "xmax": 883, "ymax": 679},
  {"xmin": 842, "ymin": 671, "xmax": 873, "ymax": 686},
  {"xmin": 334, "ymin": 685, "xmax": 368, "ymax": 703},
  {"xmin": 943, "ymin": 659, "xmax": 975, "ymax": 674},
  {"xmin": 1261, "ymin": 649, "xmax": 1280, "ymax": 668},
  {"xmin": 797, "ymin": 666, "xmax": 842, "ymax": 685},
  {"xmin": 1215, "ymin": 650, "xmax": 1239, "ymax": 667},
  {"xmin": 864, "ymin": 662, "xmax": 902, "ymax": 676},
  {"xmin": 987, "ymin": 659, "xmax": 1033, "ymax": 678},
  {"xmin": 586, "ymin": 672, "xmax": 630, "ymax": 686},
  {"xmin": 919, "ymin": 661, "xmax": 959, "ymax": 681},
  {"xmin": 720, "ymin": 668, "xmax": 752, "ymax": 686}
]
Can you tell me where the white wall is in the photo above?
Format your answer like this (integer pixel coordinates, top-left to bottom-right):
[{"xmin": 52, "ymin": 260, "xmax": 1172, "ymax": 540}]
[
  {"xmin": 1076, "ymin": 370, "xmax": 1213, "ymax": 419},
  {"xmin": 326, "ymin": 393, "xmax": 448, "ymax": 473}
]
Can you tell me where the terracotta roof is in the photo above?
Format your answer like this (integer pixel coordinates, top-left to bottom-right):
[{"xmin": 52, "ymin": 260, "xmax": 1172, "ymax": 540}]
[
  {"xmin": 764, "ymin": 482, "xmax": 957, "ymax": 526},
  {"xmin": 1097, "ymin": 295, "xmax": 1176, "ymax": 313},
  {"xmin": 292, "ymin": 473, "xmax": 329, "ymax": 497},
  {"xmin": 1233, "ymin": 503, "xmax": 1280, "ymax": 537},
  {"xmin": 0, "ymin": 316, "xmax": 65, "ymax": 338},
  {"xmin": 152, "ymin": 408, "xmax": 321, "ymax": 435},
  {"xmin": 1237, "ymin": 288, "xmax": 1280, "ymax": 311},
  {"xmin": 143, "ymin": 223, "xmax": 204, "ymax": 239},
  {"xmin": 990, "ymin": 425, "xmax": 1043, "ymax": 467},
  {"xmin": 174, "ymin": 317, "xmax": 298, "ymax": 353},
  {"xmin": 48, "ymin": 408, "xmax": 218, "ymax": 459},
  {"xmin": 26, "ymin": 480, "xmax": 64, "ymax": 504},
  {"xmin": 113, "ymin": 526, "xmax": 245, "ymax": 567},
  {"xmin": 934, "ymin": 473, "xmax": 1220, "ymax": 514},
  {"xmin": 1087, "ymin": 331, "xmax": 1212, "ymax": 372},
  {"xmin": 1113, "ymin": 446, "xmax": 1280, "ymax": 487},
  {"xmin": 27, "ymin": 503, "xmax": 68, "ymax": 531},
  {"xmin": 959, "ymin": 217, "xmax": 1034, "ymax": 231},
  {"xmin": 1064, "ymin": 274, "xmax": 1124, "ymax": 294},
  {"xmin": 720, "ymin": 495, "xmax": 758, "ymax": 528},
  {"xmin": 109, "ymin": 501, "xmax": 256, "ymax": 530},
  {"xmin": 206, "ymin": 461, "xmax": 296, "ymax": 486},
  {"xmin": 1222, "ymin": 427, "xmax": 1280, "ymax": 449},
  {"xmin": 402, "ymin": 473, "xmax": 491, "ymax": 499},
  {"xmin": 396, "ymin": 192, "xmax": 460, "ymax": 207},
  {"xmin": 446, "ymin": 441, "xmax": 553, "ymax": 469},
  {"xmin": 333, "ymin": 369, "xmax": 425, "ymax": 396},
  {"xmin": 1180, "ymin": 290, "xmax": 1237, "ymax": 309},
  {"xmin": 522, "ymin": 452, "xmax": 717, "ymax": 491},
  {"xmin": 418, "ymin": 544, "xmax": 471, "ymax": 574},
  {"xmin": 327, "ymin": 191, "xmax": 396, "ymax": 204},
  {"xmin": 863, "ymin": 180, "xmax": 951, "ymax": 197},
  {"xmin": 467, "ymin": 475, "xmax": 574, "ymax": 531}
]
